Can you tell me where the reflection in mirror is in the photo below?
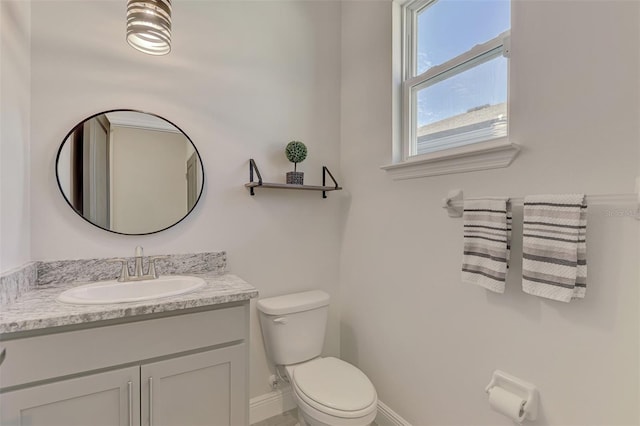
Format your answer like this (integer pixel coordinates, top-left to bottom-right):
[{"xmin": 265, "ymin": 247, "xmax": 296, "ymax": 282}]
[{"xmin": 56, "ymin": 110, "xmax": 204, "ymax": 235}]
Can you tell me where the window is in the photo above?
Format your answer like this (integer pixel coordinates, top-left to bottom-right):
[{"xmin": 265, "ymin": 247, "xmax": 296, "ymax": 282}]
[{"xmin": 384, "ymin": 0, "xmax": 518, "ymax": 179}]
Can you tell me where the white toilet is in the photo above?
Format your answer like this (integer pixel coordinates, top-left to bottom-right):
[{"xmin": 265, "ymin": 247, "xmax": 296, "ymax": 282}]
[{"xmin": 257, "ymin": 290, "xmax": 378, "ymax": 426}]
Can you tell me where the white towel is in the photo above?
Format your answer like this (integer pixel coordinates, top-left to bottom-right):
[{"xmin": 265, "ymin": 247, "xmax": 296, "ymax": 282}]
[
  {"xmin": 461, "ymin": 198, "xmax": 512, "ymax": 293},
  {"xmin": 522, "ymin": 194, "xmax": 587, "ymax": 302}
]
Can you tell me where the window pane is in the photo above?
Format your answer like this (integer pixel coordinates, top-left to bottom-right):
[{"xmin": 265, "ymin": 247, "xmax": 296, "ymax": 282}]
[
  {"xmin": 416, "ymin": 0, "xmax": 510, "ymax": 75},
  {"xmin": 414, "ymin": 54, "xmax": 507, "ymax": 155}
]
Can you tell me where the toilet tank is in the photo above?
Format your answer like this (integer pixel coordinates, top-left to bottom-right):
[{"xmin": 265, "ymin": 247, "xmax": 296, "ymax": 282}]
[{"xmin": 257, "ymin": 290, "xmax": 330, "ymax": 366}]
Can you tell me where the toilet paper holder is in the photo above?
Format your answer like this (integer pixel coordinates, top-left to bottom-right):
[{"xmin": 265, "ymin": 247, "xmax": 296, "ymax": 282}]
[{"xmin": 485, "ymin": 370, "xmax": 539, "ymax": 422}]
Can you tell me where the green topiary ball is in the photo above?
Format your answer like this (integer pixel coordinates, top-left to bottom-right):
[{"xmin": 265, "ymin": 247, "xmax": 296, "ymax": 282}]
[{"xmin": 285, "ymin": 141, "xmax": 307, "ymax": 164}]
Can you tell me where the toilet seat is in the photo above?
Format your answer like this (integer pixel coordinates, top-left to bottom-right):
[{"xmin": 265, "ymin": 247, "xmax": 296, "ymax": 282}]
[{"xmin": 290, "ymin": 357, "xmax": 377, "ymax": 419}]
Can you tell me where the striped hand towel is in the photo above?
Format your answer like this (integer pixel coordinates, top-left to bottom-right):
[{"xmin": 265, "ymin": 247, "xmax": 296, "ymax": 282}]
[
  {"xmin": 461, "ymin": 198, "xmax": 512, "ymax": 293},
  {"xmin": 522, "ymin": 194, "xmax": 587, "ymax": 302}
]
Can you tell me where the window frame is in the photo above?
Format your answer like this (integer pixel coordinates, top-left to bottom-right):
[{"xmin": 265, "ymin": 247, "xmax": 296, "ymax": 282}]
[{"xmin": 383, "ymin": 0, "xmax": 519, "ymax": 179}]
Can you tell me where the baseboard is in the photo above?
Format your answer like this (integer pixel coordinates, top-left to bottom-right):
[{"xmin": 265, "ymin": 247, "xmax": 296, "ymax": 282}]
[
  {"xmin": 375, "ymin": 400, "xmax": 412, "ymax": 426},
  {"xmin": 249, "ymin": 385, "xmax": 297, "ymax": 424}
]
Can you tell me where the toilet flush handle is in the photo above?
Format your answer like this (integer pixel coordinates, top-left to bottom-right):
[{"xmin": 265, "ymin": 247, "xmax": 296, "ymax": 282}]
[{"xmin": 273, "ymin": 317, "xmax": 288, "ymax": 325}]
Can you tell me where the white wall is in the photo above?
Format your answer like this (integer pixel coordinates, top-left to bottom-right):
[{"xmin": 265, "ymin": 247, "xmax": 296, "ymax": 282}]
[
  {"xmin": 29, "ymin": 0, "xmax": 343, "ymax": 399},
  {"xmin": 0, "ymin": 0, "xmax": 31, "ymax": 273},
  {"xmin": 340, "ymin": 1, "xmax": 639, "ymax": 425}
]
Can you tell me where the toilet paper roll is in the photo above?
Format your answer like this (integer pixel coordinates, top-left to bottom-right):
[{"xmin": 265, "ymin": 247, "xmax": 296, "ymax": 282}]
[{"xmin": 488, "ymin": 386, "xmax": 526, "ymax": 422}]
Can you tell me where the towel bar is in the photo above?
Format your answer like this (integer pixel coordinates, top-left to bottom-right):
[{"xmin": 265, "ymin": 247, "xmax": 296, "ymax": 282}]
[{"xmin": 443, "ymin": 189, "xmax": 639, "ymax": 218}]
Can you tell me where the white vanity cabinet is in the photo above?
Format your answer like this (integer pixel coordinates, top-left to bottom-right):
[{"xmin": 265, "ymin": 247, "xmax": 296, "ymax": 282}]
[
  {"xmin": 1, "ymin": 366, "xmax": 141, "ymax": 426},
  {"xmin": 0, "ymin": 303, "xmax": 249, "ymax": 426},
  {"xmin": 141, "ymin": 345, "xmax": 245, "ymax": 426}
]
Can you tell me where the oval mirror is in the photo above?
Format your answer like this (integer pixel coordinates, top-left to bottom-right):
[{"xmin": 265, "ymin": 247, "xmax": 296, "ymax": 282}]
[{"xmin": 56, "ymin": 110, "xmax": 204, "ymax": 235}]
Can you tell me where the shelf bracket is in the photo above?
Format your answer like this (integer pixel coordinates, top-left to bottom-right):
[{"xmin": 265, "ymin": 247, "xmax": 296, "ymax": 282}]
[
  {"xmin": 248, "ymin": 159, "xmax": 263, "ymax": 196},
  {"xmin": 322, "ymin": 166, "xmax": 340, "ymax": 199}
]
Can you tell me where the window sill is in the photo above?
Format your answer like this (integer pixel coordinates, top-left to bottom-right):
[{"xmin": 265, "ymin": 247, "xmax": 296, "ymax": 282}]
[{"xmin": 380, "ymin": 138, "xmax": 520, "ymax": 180}]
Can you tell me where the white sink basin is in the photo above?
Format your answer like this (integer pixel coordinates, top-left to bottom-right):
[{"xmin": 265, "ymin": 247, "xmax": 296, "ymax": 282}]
[{"xmin": 57, "ymin": 275, "xmax": 206, "ymax": 305}]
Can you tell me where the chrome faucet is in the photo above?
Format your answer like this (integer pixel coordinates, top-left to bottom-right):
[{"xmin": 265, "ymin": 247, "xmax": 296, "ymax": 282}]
[
  {"xmin": 107, "ymin": 246, "xmax": 168, "ymax": 282},
  {"xmin": 134, "ymin": 246, "xmax": 144, "ymax": 278}
]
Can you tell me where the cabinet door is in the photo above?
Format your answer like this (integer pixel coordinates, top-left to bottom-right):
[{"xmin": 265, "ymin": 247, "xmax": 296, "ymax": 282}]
[
  {"xmin": 141, "ymin": 344, "xmax": 246, "ymax": 426},
  {"xmin": 0, "ymin": 366, "xmax": 140, "ymax": 426}
]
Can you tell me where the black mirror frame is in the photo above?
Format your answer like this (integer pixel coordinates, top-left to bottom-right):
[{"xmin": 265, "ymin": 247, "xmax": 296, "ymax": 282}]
[{"xmin": 55, "ymin": 109, "xmax": 205, "ymax": 236}]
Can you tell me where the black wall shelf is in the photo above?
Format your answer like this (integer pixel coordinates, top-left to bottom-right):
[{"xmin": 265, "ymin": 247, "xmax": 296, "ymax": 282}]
[{"xmin": 245, "ymin": 159, "xmax": 342, "ymax": 198}]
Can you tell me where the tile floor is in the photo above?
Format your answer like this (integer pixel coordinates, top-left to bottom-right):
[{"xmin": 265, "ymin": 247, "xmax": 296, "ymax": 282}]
[
  {"xmin": 251, "ymin": 408, "xmax": 378, "ymax": 426},
  {"xmin": 251, "ymin": 409, "xmax": 299, "ymax": 426}
]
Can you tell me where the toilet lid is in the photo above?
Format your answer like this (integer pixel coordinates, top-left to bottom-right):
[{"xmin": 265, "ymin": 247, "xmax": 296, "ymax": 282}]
[{"xmin": 292, "ymin": 357, "xmax": 376, "ymax": 412}]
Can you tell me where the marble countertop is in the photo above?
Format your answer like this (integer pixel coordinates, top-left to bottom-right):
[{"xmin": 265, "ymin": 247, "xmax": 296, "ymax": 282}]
[{"xmin": 0, "ymin": 273, "xmax": 258, "ymax": 335}]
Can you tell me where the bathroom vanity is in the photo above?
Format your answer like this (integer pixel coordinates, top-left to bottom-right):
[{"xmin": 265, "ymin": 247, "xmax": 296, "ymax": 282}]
[
  {"xmin": 0, "ymin": 271, "xmax": 257, "ymax": 426},
  {"xmin": 0, "ymin": 106, "xmax": 257, "ymax": 425}
]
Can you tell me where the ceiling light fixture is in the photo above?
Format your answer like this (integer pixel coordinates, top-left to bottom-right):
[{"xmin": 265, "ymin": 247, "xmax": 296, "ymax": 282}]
[{"xmin": 126, "ymin": 0, "xmax": 172, "ymax": 56}]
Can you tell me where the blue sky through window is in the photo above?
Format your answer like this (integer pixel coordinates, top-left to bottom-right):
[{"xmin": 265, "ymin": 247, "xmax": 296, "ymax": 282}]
[{"xmin": 416, "ymin": 0, "xmax": 510, "ymax": 127}]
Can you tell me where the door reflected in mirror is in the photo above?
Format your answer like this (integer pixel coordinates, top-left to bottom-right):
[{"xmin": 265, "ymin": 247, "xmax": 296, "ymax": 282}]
[{"xmin": 56, "ymin": 110, "xmax": 204, "ymax": 235}]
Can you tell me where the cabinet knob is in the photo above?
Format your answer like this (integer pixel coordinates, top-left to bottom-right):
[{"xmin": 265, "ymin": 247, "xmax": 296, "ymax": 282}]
[{"xmin": 0, "ymin": 348, "xmax": 6, "ymax": 366}]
